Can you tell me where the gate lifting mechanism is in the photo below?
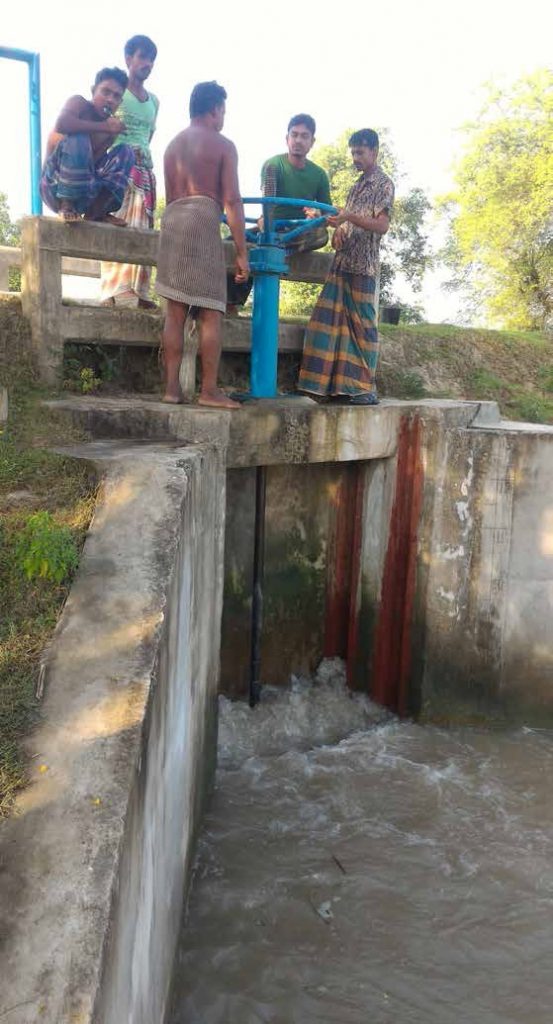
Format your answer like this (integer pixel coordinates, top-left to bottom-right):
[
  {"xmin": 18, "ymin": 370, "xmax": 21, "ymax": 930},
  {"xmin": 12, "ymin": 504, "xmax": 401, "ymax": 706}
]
[{"xmin": 230, "ymin": 196, "xmax": 337, "ymax": 400}]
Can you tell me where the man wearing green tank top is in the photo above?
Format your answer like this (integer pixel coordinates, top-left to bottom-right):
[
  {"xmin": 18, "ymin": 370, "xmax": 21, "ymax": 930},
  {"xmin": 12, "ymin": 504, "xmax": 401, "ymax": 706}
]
[{"xmin": 101, "ymin": 35, "xmax": 159, "ymax": 308}]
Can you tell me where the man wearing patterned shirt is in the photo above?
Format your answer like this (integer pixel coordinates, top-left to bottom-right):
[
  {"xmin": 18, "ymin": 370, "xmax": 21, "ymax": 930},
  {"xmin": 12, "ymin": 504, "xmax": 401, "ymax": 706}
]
[{"xmin": 298, "ymin": 129, "xmax": 394, "ymax": 405}]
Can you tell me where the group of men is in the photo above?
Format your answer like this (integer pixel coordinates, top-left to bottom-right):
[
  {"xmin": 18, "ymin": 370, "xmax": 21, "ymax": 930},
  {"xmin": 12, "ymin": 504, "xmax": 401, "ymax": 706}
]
[{"xmin": 41, "ymin": 37, "xmax": 394, "ymax": 409}]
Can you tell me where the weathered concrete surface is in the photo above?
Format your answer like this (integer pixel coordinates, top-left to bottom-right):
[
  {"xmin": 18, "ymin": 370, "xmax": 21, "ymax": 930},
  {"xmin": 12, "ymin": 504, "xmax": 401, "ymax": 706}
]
[
  {"xmin": 221, "ymin": 463, "xmax": 361, "ymax": 692},
  {"xmin": 417, "ymin": 421, "xmax": 553, "ymax": 723},
  {"xmin": 0, "ymin": 441, "xmax": 225, "ymax": 1024},
  {"xmin": 215, "ymin": 401, "xmax": 500, "ymax": 693},
  {"xmin": 45, "ymin": 395, "xmax": 494, "ymax": 470}
]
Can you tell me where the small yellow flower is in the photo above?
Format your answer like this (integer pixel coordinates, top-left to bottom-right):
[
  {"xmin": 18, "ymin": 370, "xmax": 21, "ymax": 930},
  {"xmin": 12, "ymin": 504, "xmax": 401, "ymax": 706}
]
[
  {"xmin": 92, "ymin": 797, "xmax": 102, "ymax": 806},
  {"xmin": 38, "ymin": 764, "xmax": 48, "ymax": 774}
]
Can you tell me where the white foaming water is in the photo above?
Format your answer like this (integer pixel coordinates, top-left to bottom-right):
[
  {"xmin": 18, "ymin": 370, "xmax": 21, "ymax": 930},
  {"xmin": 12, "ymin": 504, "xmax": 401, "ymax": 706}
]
[
  {"xmin": 217, "ymin": 658, "xmax": 391, "ymax": 768},
  {"xmin": 169, "ymin": 662, "xmax": 553, "ymax": 1024}
]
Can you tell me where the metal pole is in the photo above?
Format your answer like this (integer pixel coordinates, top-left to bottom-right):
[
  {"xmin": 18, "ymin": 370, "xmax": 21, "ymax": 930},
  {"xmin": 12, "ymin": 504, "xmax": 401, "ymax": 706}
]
[
  {"xmin": 249, "ymin": 466, "xmax": 267, "ymax": 708},
  {"xmin": 251, "ymin": 273, "xmax": 281, "ymax": 398},
  {"xmin": 0, "ymin": 48, "xmax": 43, "ymax": 215},
  {"xmin": 29, "ymin": 53, "xmax": 43, "ymax": 215}
]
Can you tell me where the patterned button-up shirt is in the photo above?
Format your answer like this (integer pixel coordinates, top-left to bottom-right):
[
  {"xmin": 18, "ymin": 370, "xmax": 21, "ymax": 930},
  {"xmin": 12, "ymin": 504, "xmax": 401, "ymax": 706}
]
[{"xmin": 334, "ymin": 166, "xmax": 395, "ymax": 277}]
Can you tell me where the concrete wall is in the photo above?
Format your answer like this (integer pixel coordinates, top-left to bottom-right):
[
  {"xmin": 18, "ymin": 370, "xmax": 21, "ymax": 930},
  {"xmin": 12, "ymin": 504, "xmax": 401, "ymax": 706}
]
[
  {"xmin": 217, "ymin": 403, "xmax": 553, "ymax": 725},
  {"xmin": 417, "ymin": 422, "xmax": 553, "ymax": 723},
  {"xmin": 221, "ymin": 463, "xmax": 361, "ymax": 694},
  {"xmin": 0, "ymin": 442, "xmax": 225, "ymax": 1024}
]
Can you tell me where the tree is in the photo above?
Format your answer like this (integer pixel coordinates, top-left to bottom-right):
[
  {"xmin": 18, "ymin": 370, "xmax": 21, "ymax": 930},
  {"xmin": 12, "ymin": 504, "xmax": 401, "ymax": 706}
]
[
  {"xmin": 442, "ymin": 70, "xmax": 553, "ymax": 331},
  {"xmin": 0, "ymin": 192, "xmax": 21, "ymax": 291},
  {"xmin": 280, "ymin": 129, "xmax": 432, "ymax": 318}
]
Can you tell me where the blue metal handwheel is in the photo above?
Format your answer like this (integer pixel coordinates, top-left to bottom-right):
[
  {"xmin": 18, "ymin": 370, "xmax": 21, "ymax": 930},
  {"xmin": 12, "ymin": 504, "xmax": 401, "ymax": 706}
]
[{"xmin": 228, "ymin": 196, "xmax": 337, "ymax": 399}]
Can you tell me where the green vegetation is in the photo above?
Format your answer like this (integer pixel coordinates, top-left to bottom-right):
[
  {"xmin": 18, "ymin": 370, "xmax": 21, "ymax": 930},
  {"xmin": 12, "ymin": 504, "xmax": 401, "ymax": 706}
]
[
  {"xmin": 0, "ymin": 191, "xmax": 21, "ymax": 291},
  {"xmin": 442, "ymin": 69, "xmax": 553, "ymax": 331},
  {"xmin": 14, "ymin": 511, "xmax": 79, "ymax": 584},
  {"xmin": 0, "ymin": 322, "xmax": 97, "ymax": 815},
  {"xmin": 376, "ymin": 323, "xmax": 553, "ymax": 422}
]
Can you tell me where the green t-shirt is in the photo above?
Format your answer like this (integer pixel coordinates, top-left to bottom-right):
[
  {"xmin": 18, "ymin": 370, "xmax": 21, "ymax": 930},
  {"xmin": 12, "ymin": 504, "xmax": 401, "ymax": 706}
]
[{"xmin": 261, "ymin": 154, "xmax": 331, "ymax": 224}]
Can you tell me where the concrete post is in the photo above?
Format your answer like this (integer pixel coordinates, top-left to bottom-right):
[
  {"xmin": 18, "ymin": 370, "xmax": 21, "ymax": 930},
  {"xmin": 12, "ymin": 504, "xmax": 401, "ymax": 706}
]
[
  {"xmin": 21, "ymin": 217, "xmax": 63, "ymax": 384},
  {"xmin": 0, "ymin": 259, "xmax": 9, "ymax": 293},
  {"xmin": 180, "ymin": 321, "xmax": 198, "ymax": 401}
]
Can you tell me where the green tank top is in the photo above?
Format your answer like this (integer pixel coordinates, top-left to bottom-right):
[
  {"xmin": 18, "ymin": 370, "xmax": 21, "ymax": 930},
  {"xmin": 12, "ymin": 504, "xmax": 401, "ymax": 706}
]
[{"xmin": 118, "ymin": 90, "xmax": 159, "ymax": 168}]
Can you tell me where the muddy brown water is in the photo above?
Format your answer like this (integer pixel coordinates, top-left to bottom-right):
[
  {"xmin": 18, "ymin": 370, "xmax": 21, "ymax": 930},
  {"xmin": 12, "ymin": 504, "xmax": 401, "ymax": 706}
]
[{"xmin": 168, "ymin": 662, "xmax": 553, "ymax": 1024}]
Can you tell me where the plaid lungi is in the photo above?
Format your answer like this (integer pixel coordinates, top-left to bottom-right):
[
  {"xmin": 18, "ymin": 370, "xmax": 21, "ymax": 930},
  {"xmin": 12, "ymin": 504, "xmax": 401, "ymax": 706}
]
[
  {"xmin": 40, "ymin": 133, "xmax": 134, "ymax": 215},
  {"xmin": 101, "ymin": 152, "xmax": 157, "ymax": 302},
  {"xmin": 298, "ymin": 269, "xmax": 378, "ymax": 397}
]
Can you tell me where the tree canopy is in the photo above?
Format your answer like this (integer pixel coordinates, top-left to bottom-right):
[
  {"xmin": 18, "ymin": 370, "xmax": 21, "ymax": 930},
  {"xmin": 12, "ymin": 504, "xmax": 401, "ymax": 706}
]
[{"xmin": 443, "ymin": 69, "xmax": 553, "ymax": 330}]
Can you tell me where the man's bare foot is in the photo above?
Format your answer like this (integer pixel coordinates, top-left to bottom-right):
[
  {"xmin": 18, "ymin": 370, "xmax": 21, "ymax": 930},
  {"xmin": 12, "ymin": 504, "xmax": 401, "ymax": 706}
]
[
  {"xmin": 105, "ymin": 214, "xmax": 127, "ymax": 227},
  {"xmin": 162, "ymin": 390, "xmax": 184, "ymax": 404},
  {"xmin": 84, "ymin": 212, "xmax": 127, "ymax": 227},
  {"xmin": 198, "ymin": 388, "xmax": 240, "ymax": 409},
  {"xmin": 59, "ymin": 203, "xmax": 80, "ymax": 223}
]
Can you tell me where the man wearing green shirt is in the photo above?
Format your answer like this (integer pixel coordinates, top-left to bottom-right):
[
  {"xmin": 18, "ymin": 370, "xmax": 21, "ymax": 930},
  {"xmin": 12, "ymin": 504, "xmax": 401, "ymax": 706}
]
[
  {"xmin": 261, "ymin": 113, "xmax": 331, "ymax": 244},
  {"xmin": 227, "ymin": 113, "xmax": 331, "ymax": 311}
]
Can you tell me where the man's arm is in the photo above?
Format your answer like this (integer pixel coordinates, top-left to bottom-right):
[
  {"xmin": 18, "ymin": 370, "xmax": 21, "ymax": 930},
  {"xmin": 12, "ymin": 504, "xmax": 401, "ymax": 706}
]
[
  {"xmin": 304, "ymin": 167, "xmax": 331, "ymax": 219},
  {"xmin": 163, "ymin": 145, "xmax": 180, "ymax": 204},
  {"xmin": 222, "ymin": 142, "xmax": 249, "ymax": 282},
  {"xmin": 149, "ymin": 95, "xmax": 160, "ymax": 142},
  {"xmin": 318, "ymin": 169, "xmax": 332, "ymax": 208},
  {"xmin": 328, "ymin": 210, "xmax": 390, "ymax": 235},
  {"xmin": 55, "ymin": 96, "xmax": 123, "ymax": 137}
]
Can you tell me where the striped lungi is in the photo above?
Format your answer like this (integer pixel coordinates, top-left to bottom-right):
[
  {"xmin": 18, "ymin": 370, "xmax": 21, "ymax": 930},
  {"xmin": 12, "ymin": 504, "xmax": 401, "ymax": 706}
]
[
  {"xmin": 298, "ymin": 269, "xmax": 378, "ymax": 397},
  {"xmin": 156, "ymin": 196, "xmax": 226, "ymax": 313}
]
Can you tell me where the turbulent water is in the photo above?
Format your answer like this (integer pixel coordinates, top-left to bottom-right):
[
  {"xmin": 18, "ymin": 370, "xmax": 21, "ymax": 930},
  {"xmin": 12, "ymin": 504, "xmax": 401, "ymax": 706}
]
[{"xmin": 169, "ymin": 660, "xmax": 553, "ymax": 1024}]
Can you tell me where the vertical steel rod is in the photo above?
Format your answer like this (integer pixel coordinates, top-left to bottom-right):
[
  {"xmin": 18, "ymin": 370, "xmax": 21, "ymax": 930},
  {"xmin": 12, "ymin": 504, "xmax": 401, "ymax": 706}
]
[
  {"xmin": 0, "ymin": 48, "xmax": 43, "ymax": 215},
  {"xmin": 249, "ymin": 466, "xmax": 267, "ymax": 708}
]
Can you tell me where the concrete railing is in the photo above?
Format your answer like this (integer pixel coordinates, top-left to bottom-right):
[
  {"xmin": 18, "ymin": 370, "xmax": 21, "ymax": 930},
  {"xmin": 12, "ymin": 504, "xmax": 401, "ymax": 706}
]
[
  {"xmin": 1, "ymin": 244, "xmax": 102, "ymax": 291},
  {"xmin": 18, "ymin": 216, "xmax": 333, "ymax": 385}
]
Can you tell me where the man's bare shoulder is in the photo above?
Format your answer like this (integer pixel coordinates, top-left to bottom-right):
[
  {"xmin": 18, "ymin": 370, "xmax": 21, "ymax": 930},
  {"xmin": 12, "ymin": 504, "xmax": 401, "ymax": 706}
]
[
  {"xmin": 58, "ymin": 94, "xmax": 92, "ymax": 114},
  {"xmin": 218, "ymin": 134, "xmax": 238, "ymax": 158}
]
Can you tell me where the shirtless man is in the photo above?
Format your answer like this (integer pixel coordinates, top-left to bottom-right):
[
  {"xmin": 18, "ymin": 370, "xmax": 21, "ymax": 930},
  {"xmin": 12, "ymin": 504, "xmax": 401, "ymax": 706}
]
[
  {"xmin": 156, "ymin": 80, "xmax": 248, "ymax": 408},
  {"xmin": 40, "ymin": 67, "xmax": 134, "ymax": 223}
]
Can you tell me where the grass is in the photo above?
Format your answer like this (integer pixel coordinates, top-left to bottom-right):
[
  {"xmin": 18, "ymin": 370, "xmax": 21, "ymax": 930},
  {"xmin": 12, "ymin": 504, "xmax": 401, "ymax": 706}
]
[
  {"xmin": 0, "ymin": 332, "xmax": 97, "ymax": 816},
  {"xmin": 377, "ymin": 324, "xmax": 553, "ymax": 423}
]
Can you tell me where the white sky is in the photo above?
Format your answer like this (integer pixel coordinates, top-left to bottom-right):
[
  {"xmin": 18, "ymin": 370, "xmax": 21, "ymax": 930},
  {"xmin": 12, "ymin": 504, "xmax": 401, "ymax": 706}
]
[{"xmin": 2, "ymin": 0, "xmax": 551, "ymax": 321}]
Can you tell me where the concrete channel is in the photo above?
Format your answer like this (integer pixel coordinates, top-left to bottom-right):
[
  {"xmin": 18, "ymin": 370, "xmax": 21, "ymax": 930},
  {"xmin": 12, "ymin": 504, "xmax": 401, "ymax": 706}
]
[{"xmin": 1, "ymin": 396, "xmax": 552, "ymax": 1022}]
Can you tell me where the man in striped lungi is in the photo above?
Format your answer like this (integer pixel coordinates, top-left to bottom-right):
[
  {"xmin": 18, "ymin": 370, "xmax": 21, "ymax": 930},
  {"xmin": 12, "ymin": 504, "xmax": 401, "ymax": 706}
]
[{"xmin": 298, "ymin": 129, "xmax": 394, "ymax": 406}]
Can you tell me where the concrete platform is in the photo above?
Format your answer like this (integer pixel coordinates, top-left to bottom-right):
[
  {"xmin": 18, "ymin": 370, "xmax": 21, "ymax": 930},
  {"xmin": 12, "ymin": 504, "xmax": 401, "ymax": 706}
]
[{"xmin": 45, "ymin": 395, "xmax": 499, "ymax": 469}]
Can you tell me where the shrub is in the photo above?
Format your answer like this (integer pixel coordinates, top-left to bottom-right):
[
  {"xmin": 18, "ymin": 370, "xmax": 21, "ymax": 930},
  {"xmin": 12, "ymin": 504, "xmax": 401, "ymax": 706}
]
[{"xmin": 14, "ymin": 511, "xmax": 79, "ymax": 585}]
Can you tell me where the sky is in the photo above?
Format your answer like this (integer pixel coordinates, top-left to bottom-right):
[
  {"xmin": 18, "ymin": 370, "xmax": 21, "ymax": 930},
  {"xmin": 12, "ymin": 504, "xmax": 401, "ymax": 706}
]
[{"xmin": 1, "ymin": 0, "xmax": 551, "ymax": 320}]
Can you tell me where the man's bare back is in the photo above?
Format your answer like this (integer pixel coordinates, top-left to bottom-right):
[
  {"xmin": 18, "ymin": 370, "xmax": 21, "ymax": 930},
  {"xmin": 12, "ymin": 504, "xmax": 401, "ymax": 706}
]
[{"xmin": 164, "ymin": 126, "xmax": 234, "ymax": 207}]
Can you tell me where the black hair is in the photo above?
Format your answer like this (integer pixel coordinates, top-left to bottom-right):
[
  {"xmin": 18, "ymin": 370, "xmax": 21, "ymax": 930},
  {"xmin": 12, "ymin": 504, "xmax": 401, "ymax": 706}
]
[
  {"xmin": 189, "ymin": 81, "xmax": 227, "ymax": 118},
  {"xmin": 349, "ymin": 128, "xmax": 379, "ymax": 150},
  {"xmin": 124, "ymin": 35, "xmax": 158, "ymax": 60},
  {"xmin": 287, "ymin": 113, "xmax": 316, "ymax": 136},
  {"xmin": 93, "ymin": 67, "xmax": 129, "ymax": 91}
]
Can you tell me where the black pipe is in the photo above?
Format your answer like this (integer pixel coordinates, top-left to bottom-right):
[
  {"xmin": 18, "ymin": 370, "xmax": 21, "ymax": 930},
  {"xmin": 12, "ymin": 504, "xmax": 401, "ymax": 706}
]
[{"xmin": 249, "ymin": 465, "xmax": 266, "ymax": 708}]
